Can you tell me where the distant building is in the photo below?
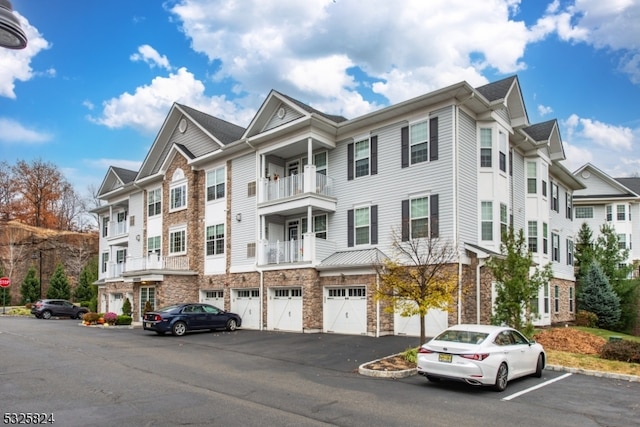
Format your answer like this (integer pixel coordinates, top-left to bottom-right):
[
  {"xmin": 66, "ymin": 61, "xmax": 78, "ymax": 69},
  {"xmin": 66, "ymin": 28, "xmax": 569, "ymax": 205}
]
[{"xmin": 93, "ymin": 75, "xmax": 582, "ymax": 336}]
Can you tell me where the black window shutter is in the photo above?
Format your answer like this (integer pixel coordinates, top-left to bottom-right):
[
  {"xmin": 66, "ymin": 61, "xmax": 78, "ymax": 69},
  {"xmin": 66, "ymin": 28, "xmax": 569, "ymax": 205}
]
[
  {"xmin": 371, "ymin": 135, "xmax": 378, "ymax": 175},
  {"xmin": 430, "ymin": 194, "xmax": 439, "ymax": 238},
  {"xmin": 371, "ymin": 205, "xmax": 378, "ymax": 244},
  {"xmin": 429, "ymin": 117, "xmax": 439, "ymax": 161},
  {"xmin": 401, "ymin": 199, "xmax": 409, "ymax": 241},
  {"xmin": 347, "ymin": 209, "xmax": 354, "ymax": 247},
  {"xmin": 401, "ymin": 126, "xmax": 409, "ymax": 168},
  {"xmin": 347, "ymin": 143, "xmax": 354, "ymax": 181}
]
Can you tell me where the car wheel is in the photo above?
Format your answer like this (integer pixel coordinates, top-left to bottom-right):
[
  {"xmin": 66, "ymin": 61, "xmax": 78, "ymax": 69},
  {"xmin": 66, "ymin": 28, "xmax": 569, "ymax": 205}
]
[
  {"xmin": 492, "ymin": 363, "xmax": 508, "ymax": 392},
  {"xmin": 534, "ymin": 354, "xmax": 544, "ymax": 378},
  {"xmin": 226, "ymin": 319, "xmax": 237, "ymax": 331},
  {"xmin": 172, "ymin": 321, "xmax": 187, "ymax": 336},
  {"xmin": 426, "ymin": 375, "xmax": 441, "ymax": 383},
  {"xmin": 41, "ymin": 310, "xmax": 52, "ymax": 320}
]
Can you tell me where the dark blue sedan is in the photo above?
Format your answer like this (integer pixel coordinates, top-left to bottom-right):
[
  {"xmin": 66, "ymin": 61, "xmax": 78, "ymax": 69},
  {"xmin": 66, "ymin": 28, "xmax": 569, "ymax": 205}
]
[{"xmin": 143, "ymin": 303, "xmax": 242, "ymax": 336}]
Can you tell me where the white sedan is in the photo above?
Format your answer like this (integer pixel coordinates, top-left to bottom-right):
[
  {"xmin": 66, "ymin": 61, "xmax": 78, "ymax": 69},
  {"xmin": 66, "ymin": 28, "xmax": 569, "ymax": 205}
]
[{"xmin": 416, "ymin": 324, "xmax": 545, "ymax": 392}]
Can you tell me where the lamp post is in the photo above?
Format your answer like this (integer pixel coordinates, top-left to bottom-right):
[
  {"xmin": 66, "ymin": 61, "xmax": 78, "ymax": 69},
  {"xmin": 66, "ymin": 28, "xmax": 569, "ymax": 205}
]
[{"xmin": 0, "ymin": 0, "xmax": 27, "ymax": 49}]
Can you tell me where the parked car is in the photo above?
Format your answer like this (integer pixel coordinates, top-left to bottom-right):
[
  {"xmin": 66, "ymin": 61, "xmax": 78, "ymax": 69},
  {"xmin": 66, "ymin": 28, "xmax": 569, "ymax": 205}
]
[
  {"xmin": 31, "ymin": 299, "xmax": 89, "ymax": 320},
  {"xmin": 416, "ymin": 324, "xmax": 545, "ymax": 392},
  {"xmin": 143, "ymin": 303, "xmax": 242, "ymax": 336}
]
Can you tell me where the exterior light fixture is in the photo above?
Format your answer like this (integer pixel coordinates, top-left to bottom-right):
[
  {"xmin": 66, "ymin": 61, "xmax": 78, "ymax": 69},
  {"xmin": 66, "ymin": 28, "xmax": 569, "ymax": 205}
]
[
  {"xmin": 0, "ymin": 0, "xmax": 27, "ymax": 49},
  {"xmin": 236, "ymin": 213, "xmax": 242, "ymax": 222}
]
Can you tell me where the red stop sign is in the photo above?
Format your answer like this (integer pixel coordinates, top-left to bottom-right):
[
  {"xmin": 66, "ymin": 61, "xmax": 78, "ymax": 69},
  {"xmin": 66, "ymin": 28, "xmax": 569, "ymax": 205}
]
[{"xmin": 0, "ymin": 277, "xmax": 10, "ymax": 288}]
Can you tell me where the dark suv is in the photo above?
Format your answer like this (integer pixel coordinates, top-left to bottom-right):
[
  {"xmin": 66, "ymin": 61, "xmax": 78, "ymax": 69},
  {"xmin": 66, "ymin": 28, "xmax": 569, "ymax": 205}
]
[{"xmin": 31, "ymin": 299, "xmax": 89, "ymax": 320}]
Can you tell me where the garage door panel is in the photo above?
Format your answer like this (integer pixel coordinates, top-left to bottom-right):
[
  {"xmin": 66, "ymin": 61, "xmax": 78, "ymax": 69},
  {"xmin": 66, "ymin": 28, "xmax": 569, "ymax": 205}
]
[
  {"xmin": 323, "ymin": 287, "xmax": 367, "ymax": 335},
  {"xmin": 268, "ymin": 288, "xmax": 302, "ymax": 332},
  {"xmin": 232, "ymin": 289, "xmax": 260, "ymax": 330}
]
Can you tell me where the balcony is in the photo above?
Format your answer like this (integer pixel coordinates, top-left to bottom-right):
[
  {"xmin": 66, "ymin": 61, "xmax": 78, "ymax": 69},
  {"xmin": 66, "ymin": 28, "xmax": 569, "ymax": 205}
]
[
  {"xmin": 107, "ymin": 221, "xmax": 128, "ymax": 240},
  {"xmin": 258, "ymin": 233, "xmax": 336, "ymax": 266},
  {"xmin": 105, "ymin": 255, "xmax": 191, "ymax": 279},
  {"xmin": 258, "ymin": 166, "xmax": 337, "ymax": 216}
]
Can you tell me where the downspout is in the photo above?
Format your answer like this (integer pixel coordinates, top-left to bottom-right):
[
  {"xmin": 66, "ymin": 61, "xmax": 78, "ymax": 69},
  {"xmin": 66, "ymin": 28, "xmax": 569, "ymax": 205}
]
[
  {"xmin": 477, "ymin": 258, "xmax": 485, "ymax": 324},
  {"xmin": 376, "ymin": 273, "xmax": 380, "ymax": 337}
]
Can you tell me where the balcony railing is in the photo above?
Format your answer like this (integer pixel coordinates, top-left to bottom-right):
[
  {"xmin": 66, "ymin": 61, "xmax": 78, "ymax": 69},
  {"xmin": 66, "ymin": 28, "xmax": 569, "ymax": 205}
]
[
  {"xmin": 105, "ymin": 255, "xmax": 190, "ymax": 278},
  {"xmin": 260, "ymin": 170, "xmax": 333, "ymax": 203},
  {"xmin": 108, "ymin": 221, "xmax": 128, "ymax": 238},
  {"xmin": 258, "ymin": 234, "xmax": 336, "ymax": 266}
]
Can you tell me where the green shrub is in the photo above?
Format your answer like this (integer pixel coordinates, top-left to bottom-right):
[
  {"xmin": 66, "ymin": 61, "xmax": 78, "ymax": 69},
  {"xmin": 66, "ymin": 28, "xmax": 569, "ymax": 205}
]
[
  {"xmin": 402, "ymin": 347, "xmax": 418, "ymax": 364},
  {"xmin": 575, "ymin": 310, "xmax": 598, "ymax": 327},
  {"xmin": 122, "ymin": 297, "xmax": 132, "ymax": 316},
  {"xmin": 116, "ymin": 315, "xmax": 132, "ymax": 325},
  {"xmin": 600, "ymin": 339, "xmax": 640, "ymax": 364}
]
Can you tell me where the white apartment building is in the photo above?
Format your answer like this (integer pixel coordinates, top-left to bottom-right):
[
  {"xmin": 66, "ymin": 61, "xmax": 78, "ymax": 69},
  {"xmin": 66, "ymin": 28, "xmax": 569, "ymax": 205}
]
[{"xmin": 93, "ymin": 75, "xmax": 581, "ymax": 336}]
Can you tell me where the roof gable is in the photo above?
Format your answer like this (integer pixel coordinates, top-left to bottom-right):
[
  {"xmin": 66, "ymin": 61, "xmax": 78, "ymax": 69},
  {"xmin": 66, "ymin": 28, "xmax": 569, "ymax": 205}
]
[
  {"xmin": 573, "ymin": 163, "xmax": 640, "ymax": 198},
  {"xmin": 97, "ymin": 166, "xmax": 137, "ymax": 196},
  {"xmin": 522, "ymin": 119, "xmax": 565, "ymax": 161},
  {"xmin": 476, "ymin": 75, "xmax": 528, "ymax": 128}
]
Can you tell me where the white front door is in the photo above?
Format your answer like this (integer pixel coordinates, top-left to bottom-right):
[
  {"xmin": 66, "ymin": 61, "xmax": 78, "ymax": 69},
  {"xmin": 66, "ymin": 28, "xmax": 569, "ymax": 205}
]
[
  {"xmin": 109, "ymin": 292, "xmax": 124, "ymax": 315},
  {"xmin": 323, "ymin": 287, "xmax": 367, "ymax": 335},
  {"xmin": 268, "ymin": 288, "xmax": 303, "ymax": 331},
  {"xmin": 232, "ymin": 289, "xmax": 260, "ymax": 329}
]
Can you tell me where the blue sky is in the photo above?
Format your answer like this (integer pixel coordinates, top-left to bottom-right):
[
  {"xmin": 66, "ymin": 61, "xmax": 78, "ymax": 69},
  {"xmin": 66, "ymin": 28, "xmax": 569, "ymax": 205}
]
[{"xmin": 2, "ymin": 0, "xmax": 640, "ymax": 201}]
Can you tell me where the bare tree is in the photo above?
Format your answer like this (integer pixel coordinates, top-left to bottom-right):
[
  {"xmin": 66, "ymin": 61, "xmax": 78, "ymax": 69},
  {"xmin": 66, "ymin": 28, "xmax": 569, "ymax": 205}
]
[
  {"xmin": 11, "ymin": 159, "xmax": 64, "ymax": 228},
  {"xmin": 0, "ymin": 161, "xmax": 14, "ymax": 221},
  {"xmin": 374, "ymin": 230, "xmax": 459, "ymax": 345}
]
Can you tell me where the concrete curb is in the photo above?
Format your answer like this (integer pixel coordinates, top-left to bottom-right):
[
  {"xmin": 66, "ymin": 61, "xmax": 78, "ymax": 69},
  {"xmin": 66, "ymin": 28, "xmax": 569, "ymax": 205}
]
[{"xmin": 359, "ymin": 358, "xmax": 640, "ymax": 382}]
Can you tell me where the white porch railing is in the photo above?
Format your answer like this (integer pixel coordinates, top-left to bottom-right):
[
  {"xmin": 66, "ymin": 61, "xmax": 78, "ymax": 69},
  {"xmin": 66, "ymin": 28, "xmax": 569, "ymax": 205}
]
[
  {"xmin": 108, "ymin": 221, "xmax": 128, "ymax": 238},
  {"xmin": 260, "ymin": 170, "xmax": 333, "ymax": 202},
  {"xmin": 258, "ymin": 235, "xmax": 336, "ymax": 265},
  {"xmin": 106, "ymin": 255, "xmax": 191, "ymax": 279}
]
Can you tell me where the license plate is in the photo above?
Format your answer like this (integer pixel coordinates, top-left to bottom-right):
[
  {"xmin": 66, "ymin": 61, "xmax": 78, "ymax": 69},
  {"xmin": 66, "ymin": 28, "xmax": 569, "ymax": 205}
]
[
  {"xmin": 145, "ymin": 322, "xmax": 152, "ymax": 328},
  {"xmin": 438, "ymin": 353, "xmax": 452, "ymax": 363}
]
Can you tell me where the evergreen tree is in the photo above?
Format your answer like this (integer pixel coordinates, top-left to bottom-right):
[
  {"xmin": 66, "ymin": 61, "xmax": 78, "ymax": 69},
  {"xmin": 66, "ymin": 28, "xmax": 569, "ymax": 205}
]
[
  {"xmin": 73, "ymin": 256, "xmax": 98, "ymax": 302},
  {"xmin": 20, "ymin": 266, "xmax": 40, "ymax": 304},
  {"xmin": 487, "ymin": 228, "xmax": 553, "ymax": 335},
  {"xmin": 595, "ymin": 223, "xmax": 632, "ymax": 288},
  {"xmin": 574, "ymin": 222, "xmax": 596, "ymax": 291},
  {"xmin": 122, "ymin": 297, "xmax": 132, "ymax": 316},
  {"xmin": 46, "ymin": 263, "xmax": 71, "ymax": 300},
  {"xmin": 578, "ymin": 263, "xmax": 621, "ymax": 329}
]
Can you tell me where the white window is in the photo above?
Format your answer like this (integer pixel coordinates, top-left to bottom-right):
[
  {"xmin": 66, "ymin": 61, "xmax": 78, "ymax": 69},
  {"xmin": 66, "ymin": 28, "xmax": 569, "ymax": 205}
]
[
  {"xmin": 410, "ymin": 121, "xmax": 428, "ymax": 164},
  {"xmin": 480, "ymin": 128, "xmax": 492, "ymax": 167},
  {"xmin": 170, "ymin": 184, "xmax": 186, "ymax": 210},
  {"xmin": 314, "ymin": 152, "xmax": 327, "ymax": 175},
  {"xmin": 302, "ymin": 214, "xmax": 328, "ymax": 239},
  {"xmin": 500, "ymin": 203, "xmax": 508, "ymax": 240},
  {"xmin": 481, "ymin": 201, "xmax": 493, "ymax": 240},
  {"xmin": 618, "ymin": 234, "xmax": 626, "ymax": 250},
  {"xmin": 499, "ymin": 131, "xmax": 507, "ymax": 172},
  {"xmin": 169, "ymin": 227, "xmax": 186, "ymax": 255},
  {"xmin": 411, "ymin": 197, "xmax": 429, "ymax": 238},
  {"xmin": 528, "ymin": 221, "xmax": 538, "ymax": 253},
  {"xmin": 148, "ymin": 188, "xmax": 161, "ymax": 217},
  {"xmin": 567, "ymin": 239, "xmax": 574, "ymax": 265},
  {"xmin": 527, "ymin": 162, "xmax": 537, "ymax": 194},
  {"xmin": 617, "ymin": 205, "xmax": 626, "ymax": 221},
  {"xmin": 552, "ymin": 233, "xmax": 560, "ymax": 262},
  {"xmin": 101, "ymin": 252, "xmax": 109, "ymax": 273},
  {"xmin": 206, "ymin": 224, "xmax": 225, "ymax": 256},
  {"xmin": 354, "ymin": 139, "xmax": 370, "ymax": 178},
  {"xmin": 355, "ymin": 206, "xmax": 370, "ymax": 245},
  {"xmin": 147, "ymin": 236, "xmax": 161, "ymax": 256},
  {"xmin": 606, "ymin": 205, "xmax": 612, "ymax": 221},
  {"xmin": 551, "ymin": 183, "xmax": 559, "ymax": 212},
  {"xmin": 206, "ymin": 167, "xmax": 225, "ymax": 201},
  {"xmin": 575, "ymin": 206, "xmax": 593, "ymax": 219}
]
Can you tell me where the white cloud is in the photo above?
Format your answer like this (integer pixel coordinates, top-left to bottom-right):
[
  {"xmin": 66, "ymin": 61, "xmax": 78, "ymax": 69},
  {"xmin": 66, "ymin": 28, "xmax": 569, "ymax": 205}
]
[
  {"xmin": 89, "ymin": 67, "xmax": 249, "ymax": 133},
  {"xmin": 538, "ymin": 104, "xmax": 553, "ymax": 116},
  {"xmin": 130, "ymin": 45, "xmax": 172, "ymax": 70},
  {"xmin": 0, "ymin": 118, "xmax": 52, "ymax": 144},
  {"xmin": 0, "ymin": 12, "xmax": 51, "ymax": 98},
  {"xmin": 167, "ymin": 0, "xmax": 534, "ymax": 109}
]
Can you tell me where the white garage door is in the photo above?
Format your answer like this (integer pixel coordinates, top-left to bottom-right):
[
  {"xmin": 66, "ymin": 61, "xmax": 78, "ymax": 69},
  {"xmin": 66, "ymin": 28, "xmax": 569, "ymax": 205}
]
[
  {"xmin": 323, "ymin": 287, "xmax": 367, "ymax": 335},
  {"xmin": 201, "ymin": 290, "xmax": 225, "ymax": 308},
  {"xmin": 109, "ymin": 293, "xmax": 124, "ymax": 315},
  {"xmin": 231, "ymin": 289, "xmax": 260, "ymax": 330},
  {"xmin": 394, "ymin": 305, "xmax": 448, "ymax": 339},
  {"xmin": 268, "ymin": 288, "xmax": 303, "ymax": 332}
]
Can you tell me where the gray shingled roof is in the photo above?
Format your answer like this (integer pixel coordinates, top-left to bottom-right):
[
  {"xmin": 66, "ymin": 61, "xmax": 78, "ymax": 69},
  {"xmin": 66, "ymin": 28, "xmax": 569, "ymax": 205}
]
[
  {"xmin": 277, "ymin": 92, "xmax": 349, "ymax": 123},
  {"xmin": 522, "ymin": 120, "xmax": 556, "ymax": 142},
  {"xmin": 475, "ymin": 75, "xmax": 517, "ymax": 102},
  {"xmin": 177, "ymin": 103, "xmax": 245, "ymax": 145},
  {"xmin": 317, "ymin": 248, "xmax": 388, "ymax": 269},
  {"xmin": 112, "ymin": 166, "xmax": 137, "ymax": 184},
  {"xmin": 615, "ymin": 177, "xmax": 640, "ymax": 195}
]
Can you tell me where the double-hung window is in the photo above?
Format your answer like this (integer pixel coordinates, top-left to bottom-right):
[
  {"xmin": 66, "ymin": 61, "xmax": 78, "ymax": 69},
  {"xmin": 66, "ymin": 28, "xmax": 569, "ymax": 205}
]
[
  {"xmin": 410, "ymin": 121, "xmax": 428, "ymax": 165},
  {"xmin": 170, "ymin": 184, "xmax": 186, "ymax": 211},
  {"xmin": 528, "ymin": 221, "xmax": 538, "ymax": 253},
  {"xmin": 355, "ymin": 207, "xmax": 370, "ymax": 245},
  {"xmin": 552, "ymin": 233, "xmax": 560, "ymax": 262},
  {"xmin": 499, "ymin": 131, "xmax": 507, "ymax": 172},
  {"xmin": 481, "ymin": 201, "xmax": 493, "ymax": 240},
  {"xmin": 618, "ymin": 234, "xmax": 626, "ymax": 250},
  {"xmin": 551, "ymin": 183, "xmax": 559, "ymax": 212},
  {"xmin": 617, "ymin": 205, "xmax": 626, "ymax": 221},
  {"xmin": 147, "ymin": 236, "xmax": 161, "ymax": 256},
  {"xmin": 101, "ymin": 252, "xmax": 109, "ymax": 273},
  {"xmin": 543, "ymin": 223, "xmax": 548, "ymax": 255},
  {"xmin": 302, "ymin": 215, "xmax": 327, "ymax": 240},
  {"xmin": 354, "ymin": 139, "xmax": 370, "ymax": 178},
  {"xmin": 566, "ymin": 193, "xmax": 573, "ymax": 219},
  {"xmin": 206, "ymin": 224, "xmax": 225, "ymax": 256},
  {"xmin": 348, "ymin": 205, "xmax": 377, "ymax": 246},
  {"xmin": 410, "ymin": 197, "xmax": 429, "ymax": 238},
  {"xmin": 480, "ymin": 128, "xmax": 492, "ymax": 167},
  {"xmin": 206, "ymin": 167, "xmax": 225, "ymax": 201},
  {"xmin": 148, "ymin": 188, "xmax": 161, "ymax": 216},
  {"xmin": 566, "ymin": 239, "xmax": 574, "ymax": 265},
  {"xmin": 606, "ymin": 205, "xmax": 613, "ymax": 221},
  {"xmin": 169, "ymin": 227, "xmax": 186, "ymax": 255},
  {"xmin": 527, "ymin": 162, "xmax": 537, "ymax": 194},
  {"xmin": 500, "ymin": 203, "xmax": 508, "ymax": 240}
]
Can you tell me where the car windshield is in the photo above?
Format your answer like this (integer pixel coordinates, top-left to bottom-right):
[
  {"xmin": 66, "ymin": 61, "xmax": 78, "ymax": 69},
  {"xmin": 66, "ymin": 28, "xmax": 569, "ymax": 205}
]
[{"xmin": 434, "ymin": 330, "xmax": 489, "ymax": 344}]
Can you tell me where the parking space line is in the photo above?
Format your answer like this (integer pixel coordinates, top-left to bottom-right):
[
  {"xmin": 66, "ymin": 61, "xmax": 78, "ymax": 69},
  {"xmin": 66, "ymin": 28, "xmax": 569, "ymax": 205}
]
[{"xmin": 502, "ymin": 373, "xmax": 573, "ymax": 401}]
